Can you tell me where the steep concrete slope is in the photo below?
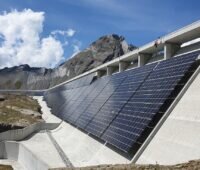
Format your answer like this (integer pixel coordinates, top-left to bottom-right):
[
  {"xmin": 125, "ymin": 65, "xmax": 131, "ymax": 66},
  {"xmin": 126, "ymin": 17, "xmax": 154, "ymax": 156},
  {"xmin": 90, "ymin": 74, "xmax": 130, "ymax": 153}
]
[
  {"xmin": 136, "ymin": 71, "xmax": 200, "ymax": 165},
  {"xmin": 0, "ymin": 34, "xmax": 135, "ymax": 90}
]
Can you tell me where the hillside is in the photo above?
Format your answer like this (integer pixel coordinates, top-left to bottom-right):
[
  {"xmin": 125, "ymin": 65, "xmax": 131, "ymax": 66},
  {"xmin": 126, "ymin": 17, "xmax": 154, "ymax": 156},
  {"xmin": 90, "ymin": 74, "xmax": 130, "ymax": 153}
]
[
  {"xmin": 0, "ymin": 94, "xmax": 43, "ymax": 132},
  {"xmin": 0, "ymin": 34, "xmax": 136, "ymax": 90}
]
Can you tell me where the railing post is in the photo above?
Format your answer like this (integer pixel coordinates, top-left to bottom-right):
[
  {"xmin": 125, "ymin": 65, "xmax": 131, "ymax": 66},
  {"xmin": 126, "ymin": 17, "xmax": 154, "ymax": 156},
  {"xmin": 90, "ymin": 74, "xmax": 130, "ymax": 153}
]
[{"xmin": 164, "ymin": 43, "xmax": 180, "ymax": 60}]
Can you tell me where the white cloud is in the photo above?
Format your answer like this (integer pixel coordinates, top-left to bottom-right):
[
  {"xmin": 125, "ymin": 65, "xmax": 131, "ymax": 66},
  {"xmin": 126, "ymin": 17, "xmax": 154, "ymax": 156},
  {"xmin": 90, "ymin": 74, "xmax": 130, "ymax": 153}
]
[
  {"xmin": 51, "ymin": 28, "xmax": 76, "ymax": 37},
  {"xmin": 0, "ymin": 9, "xmax": 68, "ymax": 68},
  {"xmin": 67, "ymin": 29, "xmax": 76, "ymax": 37}
]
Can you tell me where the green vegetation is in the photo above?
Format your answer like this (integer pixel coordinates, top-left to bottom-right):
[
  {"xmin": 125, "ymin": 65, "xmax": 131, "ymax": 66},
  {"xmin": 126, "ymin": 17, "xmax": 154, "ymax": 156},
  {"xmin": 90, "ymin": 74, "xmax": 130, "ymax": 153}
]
[
  {"xmin": 14, "ymin": 80, "xmax": 22, "ymax": 89},
  {"xmin": 0, "ymin": 165, "xmax": 13, "ymax": 170},
  {"xmin": 0, "ymin": 94, "xmax": 42, "ymax": 129},
  {"xmin": 3, "ymin": 95, "xmax": 41, "ymax": 112},
  {"xmin": 0, "ymin": 106, "xmax": 38, "ymax": 125}
]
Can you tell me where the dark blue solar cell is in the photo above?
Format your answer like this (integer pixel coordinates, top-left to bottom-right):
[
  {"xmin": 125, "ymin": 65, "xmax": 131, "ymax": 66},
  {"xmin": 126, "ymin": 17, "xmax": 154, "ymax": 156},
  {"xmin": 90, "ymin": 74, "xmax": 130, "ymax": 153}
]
[
  {"xmin": 101, "ymin": 52, "xmax": 199, "ymax": 153},
  {"xmin": 76, "ymin": 74, "xmax": 127, "ymax": 129},
  {"xmin": 85, "ymin": 63, "xmax": 157, "ymax": 138},
  {"xmin": 44, "ymin": 51, "xmax": 199, "ymax": 155}
]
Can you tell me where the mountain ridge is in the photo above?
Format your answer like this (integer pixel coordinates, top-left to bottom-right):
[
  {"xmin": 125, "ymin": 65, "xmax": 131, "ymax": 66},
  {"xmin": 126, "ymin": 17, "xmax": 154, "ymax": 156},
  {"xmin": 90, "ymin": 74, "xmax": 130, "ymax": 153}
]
[{"xmin": 0, "ymin": 34, "xmax": 136, "ymax": 89}]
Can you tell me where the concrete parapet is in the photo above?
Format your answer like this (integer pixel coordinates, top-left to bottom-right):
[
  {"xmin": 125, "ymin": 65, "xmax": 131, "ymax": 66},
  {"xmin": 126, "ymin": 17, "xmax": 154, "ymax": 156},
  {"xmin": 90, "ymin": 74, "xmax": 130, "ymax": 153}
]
[
  {"xmin": 0, "ymin": 141, "xmax": 49, "ymax": 170},
  {"xmin": 0, "ymin": 123, "xmax": 40, "ymax": 142},
  {"xmin": 138, "ymin": 53, "xmax": 152, "ymax": 67},
  {"xmin": 41, "ymin": 123, "xmax": 60, "ymax": 130},
  {"xmin": 0, "ymin": 142, "xmax": 5, "ymax": 158},
  {"xmin": 107, "ymin": 66, "xmax": 115, "ymax": 76},
  {"xmin": 0, "ymin": 122, "xmax": 60, "ymax": 142},
  {"xmin": 135, "ymin": 68, "xmax": 200, "ymax": 165},
  {"xmin": 0, "ymin": 90, "xmax": 45, "ymax": 96},
  {"xmin": 96, "ymin": 70, "xmax": 106, "ymax": 78},
  {"xmin": 119, "ymin": 61, "xmax": 129, "ymax": 72},
  {"xmin": 164, "ymin": 43, "xmax": 180, "ymax": 60},
  {"xmin": 18, "ymin": 144, "xmax": 49, "ymax": 170},
  {"xmin": 3, "ymin": 141, "xmax": 19, "ymax": 160}
]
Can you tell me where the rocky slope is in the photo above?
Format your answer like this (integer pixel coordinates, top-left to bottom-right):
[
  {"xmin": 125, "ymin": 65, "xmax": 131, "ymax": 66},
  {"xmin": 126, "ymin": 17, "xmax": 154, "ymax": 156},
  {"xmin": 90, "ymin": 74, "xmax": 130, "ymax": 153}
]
[
  {"xmin": 0, "ymin": 94, "xmax": 43, "ymax": 132},
  {"xmin": 0, "ymin": 34, "xmax": 136, "ymax": 90}
]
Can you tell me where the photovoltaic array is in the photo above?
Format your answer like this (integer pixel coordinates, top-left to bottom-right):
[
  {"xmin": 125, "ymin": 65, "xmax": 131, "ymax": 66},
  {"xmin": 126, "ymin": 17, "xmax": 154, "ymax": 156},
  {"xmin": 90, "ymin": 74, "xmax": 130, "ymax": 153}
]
[
  {"xmin": 44, "ymin": 51, "xmax": 199, "ymax": 155},
  {"xmin": 102, "ymin": 52, "xmax": 199, "ymax": 153},
  {"xmin": 85, "ymin": 63, "xmax": 156, "ymax": 138}
]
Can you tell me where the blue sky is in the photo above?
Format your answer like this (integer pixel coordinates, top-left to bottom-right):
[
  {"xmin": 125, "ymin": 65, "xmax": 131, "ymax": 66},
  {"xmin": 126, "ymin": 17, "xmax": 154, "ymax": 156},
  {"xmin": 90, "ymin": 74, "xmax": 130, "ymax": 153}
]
[{"xmin": 0, "ymin": 0, "xmax": 199, "ymax": 68}]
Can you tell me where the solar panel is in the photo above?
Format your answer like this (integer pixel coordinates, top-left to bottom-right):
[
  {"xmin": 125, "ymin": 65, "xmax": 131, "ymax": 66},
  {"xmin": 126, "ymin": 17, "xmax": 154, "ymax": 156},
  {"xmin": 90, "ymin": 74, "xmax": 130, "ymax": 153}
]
[
  {"xmin": 75, "ymin": 73, "xmax": 127, "ymax": 130},
  {"xmin": 44, "ymin": 51, "xmax": 199, "ymax": 156},
  {"xmin": 63, "ymin": 76, "xmax": 112, "ymax": 125},
  {"xmin": 61, "ymin": 73, "xmax": 95, "ymax": 90},
  {"xmin": 44, "ymin": 73, "xmax": 95, "ymax": 118},
  {"xmin": 102, "ymin": 52, "xmax": 199, "ymax": 153},
  {"xmin": 85, "ymin": 63, "xmax": 157, "ymax": 137},
  {"xmin": 56, "ymin": 86, "xmax": 90, "ymax": 120}
]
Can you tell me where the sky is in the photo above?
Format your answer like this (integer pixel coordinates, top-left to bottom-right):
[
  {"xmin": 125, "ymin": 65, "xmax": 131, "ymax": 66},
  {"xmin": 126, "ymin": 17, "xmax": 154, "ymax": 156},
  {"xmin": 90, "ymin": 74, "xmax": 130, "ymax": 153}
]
[{"xmin": 0, "ymin": 0, "xmax": 199, "ymax": 68}]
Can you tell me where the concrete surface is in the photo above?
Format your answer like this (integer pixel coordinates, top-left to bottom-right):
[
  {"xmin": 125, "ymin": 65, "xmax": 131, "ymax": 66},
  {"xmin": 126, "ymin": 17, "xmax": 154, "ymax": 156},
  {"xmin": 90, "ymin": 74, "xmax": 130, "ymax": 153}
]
[
  {"xmin": 0, "ymin": 159, "xmax": 24, "ymax": 170},
  {"xmin": 0, "ymin": 55, "xmax": 200, "ymax": 169},
  {"xmin": 18, "ymin": 143, "xmax": 49, "ymax": 170},
  {"xmin": 1, "ymin": 95, "xmax": 128, "ymax": 169},
  {"xmin": 20, "ymin": 132, "xmax": 65, "ymax": 169},
  {"xmin": 50, "ymin": 122, "xmax": 130, "ymax": 167},
  {"xmin": 0, "ymin": 142, "xmax": 4, "ymax": 158},
  {"xmin": 0, "ymin": 96, "xmax": 60, "ymax": 142},
  {"xmin": 136, "ymin": 72, "xmax": 200, "ymax": 165},
  {"xmin": 0, "ymin": 122, "xmax": 42, "ymax": 142},
  {"xmin": 0, "ymin": 121, "xmax": 60, "ymax": 142},
  {"xmin": 164, "ymin": 43, "xmax": 180, "ymax": 59},
  {"xmin": 3, "ymin": 142, "xmax": 19, "ymax": 160},
  {"xmin": 0, "ymin": 96, "xmax": 63, "ymax": 170},
  {"xmin": 33, "ymin": 96, "xmax": 61, "ymax": 124},
  {"xmin": 0, "ymin": 140, "xmax": 50, "ymax": 170},
  {"xmin": 4, "ymin": 118, "xmax": 130, "ymax": 169}
]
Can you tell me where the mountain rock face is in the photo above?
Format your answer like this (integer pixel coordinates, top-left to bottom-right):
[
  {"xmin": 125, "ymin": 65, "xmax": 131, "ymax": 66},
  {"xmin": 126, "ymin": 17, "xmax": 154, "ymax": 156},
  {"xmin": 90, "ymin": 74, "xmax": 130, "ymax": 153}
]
[{"xmin": 0, "ymin": 34, "xmax": 136, "ymax": 90}]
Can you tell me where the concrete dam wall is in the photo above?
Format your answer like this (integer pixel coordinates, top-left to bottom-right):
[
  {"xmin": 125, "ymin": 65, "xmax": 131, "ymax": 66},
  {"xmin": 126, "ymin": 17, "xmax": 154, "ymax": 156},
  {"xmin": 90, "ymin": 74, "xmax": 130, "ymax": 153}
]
[
  {"xmin": 1, "ymin": 21, "xmax": 200, "ymax": 169},
  {"xmin": 44, "ymin": 50, "xmax": 200, "ymax": 161},
  {"xmin": 136, "ymin": 67, "xmax": 200, "ymax": 165}
]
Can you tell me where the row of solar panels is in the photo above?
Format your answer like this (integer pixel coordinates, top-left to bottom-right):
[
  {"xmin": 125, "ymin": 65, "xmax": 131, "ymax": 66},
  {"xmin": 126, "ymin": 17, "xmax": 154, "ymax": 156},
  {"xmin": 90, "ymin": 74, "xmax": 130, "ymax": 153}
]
[
  {"xmin": 44, "ymin": 51, "xmax": 199, "ymax": 155},
  {"xmin": 49, "ymin": 73, "xmax": 95, "ymax": 93}
]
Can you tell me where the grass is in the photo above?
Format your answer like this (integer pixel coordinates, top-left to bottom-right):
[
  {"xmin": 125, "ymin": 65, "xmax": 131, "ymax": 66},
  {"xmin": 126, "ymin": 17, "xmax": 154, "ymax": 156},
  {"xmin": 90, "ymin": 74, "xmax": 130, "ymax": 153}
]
[
  {"xmin": 0, "ymin": 106, "xmax": 39, "ymax": 125},
  {"xmin": 0, "ymin": 165, "xmax": 13, "ymax": 170},
  {"xmin": 0, "ymin": 94, "xmax": 42, "ymax": 128},
  {"xmin": 2, "ymin": 94, "xmax": 41, "ymax": 112}
]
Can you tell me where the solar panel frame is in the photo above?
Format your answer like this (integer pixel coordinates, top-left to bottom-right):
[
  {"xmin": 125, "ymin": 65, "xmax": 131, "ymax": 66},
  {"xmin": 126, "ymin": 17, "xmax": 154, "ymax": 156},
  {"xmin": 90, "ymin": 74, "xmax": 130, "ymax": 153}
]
[
  {"xmin": 76, "ymin": 73, "xmax": 128, "ymax": 131},
  {"xmin": 44, "ymin": 51, "xmax": 200, "ymax": 156},
  {"xmin": 85, "ymin": 63, "xmax": 157, "ymax": 138},
  {"xmin": 67, "ymin": 76, "xmax": 112, "ymax": 125},
  {"xmin": 101, "ymin": 52, "xmax": 199, "ymax": 153}
]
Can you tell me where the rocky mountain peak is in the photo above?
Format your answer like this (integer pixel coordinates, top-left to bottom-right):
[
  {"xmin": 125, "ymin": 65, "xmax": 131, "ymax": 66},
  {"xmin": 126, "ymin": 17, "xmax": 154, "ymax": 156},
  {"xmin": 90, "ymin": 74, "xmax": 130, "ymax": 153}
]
[
  {"xmin": 17, "ymin": 64, "xmax": 30, "ymax": 71},
  {"xmin": 0, "ymin": 34, "xmax": 137, "ymax": 89}
]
